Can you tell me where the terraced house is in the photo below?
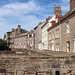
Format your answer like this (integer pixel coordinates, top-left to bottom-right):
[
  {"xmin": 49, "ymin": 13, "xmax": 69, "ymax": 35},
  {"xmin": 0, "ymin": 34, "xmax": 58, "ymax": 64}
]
[
  {"xmin": 48, "ymin": 0, "xmax": 75, "ymax": 53},
  {"xmin": 41, "ymin": 5, "xmax": 62, "ymax": 50},
  {"xmin": 14, "ymin": 30, "xmax": 35, "ymax": 49},
  {"xmin": 14, "ymin": 33, "xmax": 28, "ymax": 49},
  {"xmin": 7, "ymin": 25, "xmax": 28, "ymax": 48},
  {"xmin": 27, "ymin": 30, "xmax": 35, "ymax": 49},
  {"xmin": 34, "ymin": 22, "xmax": 46, "ymax": 50}
]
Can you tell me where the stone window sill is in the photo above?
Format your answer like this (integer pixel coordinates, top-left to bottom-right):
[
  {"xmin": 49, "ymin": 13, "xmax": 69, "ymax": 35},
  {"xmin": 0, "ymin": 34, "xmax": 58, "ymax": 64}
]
[{"xmin": 65, "ymin": 32, "xmax": 70, "ymax": 35}]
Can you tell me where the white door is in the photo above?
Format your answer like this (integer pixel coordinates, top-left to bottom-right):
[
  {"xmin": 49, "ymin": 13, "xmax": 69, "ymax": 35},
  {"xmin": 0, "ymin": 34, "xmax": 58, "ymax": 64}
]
[
  {"xmin": 38, "ymin": 43, "xmax": 42, "ymax": 50},
  {"xmin": 52, "ymin": 43, "xmax": 54, "ymax": 51}
]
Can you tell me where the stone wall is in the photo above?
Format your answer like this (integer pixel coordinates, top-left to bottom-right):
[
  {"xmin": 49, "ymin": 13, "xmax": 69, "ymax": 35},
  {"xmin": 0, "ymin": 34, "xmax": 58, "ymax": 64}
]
[{"xmin": 0, "ymin": 50, "xmax": 75, "ymax": 75}]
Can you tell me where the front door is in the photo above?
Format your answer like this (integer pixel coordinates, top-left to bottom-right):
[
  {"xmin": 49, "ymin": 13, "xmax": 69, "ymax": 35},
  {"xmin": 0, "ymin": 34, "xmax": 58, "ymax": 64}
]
[
  {"xmin": 52, "ymin": 44, "xmax": 54, "ymax": 51},
  {"xmin": 38, "ymin": 43, "xmax": 42, "ymax": 50},
  {"xmin": 56, "ymin": 71, "xmax": 60, "ymax": 75}
]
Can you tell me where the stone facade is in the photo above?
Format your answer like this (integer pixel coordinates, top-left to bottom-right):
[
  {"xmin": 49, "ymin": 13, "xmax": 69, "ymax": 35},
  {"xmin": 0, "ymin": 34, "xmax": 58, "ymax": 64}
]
[
  {"xmin": 34, "ymin": 26, "xmax": 38, "ymax": 49},
  {"xmin": 41, "ymin": 5, "xmax": 62, "ymax": 50},
  {"xmin": 0, "ymin": 50, "xmax": 75, "ymax": 75},
  {"xmin": 14, "ymin": 33, "xmax": 28, "ymax": 49},
  {"xmin": 7, "ymin": 25, "xmax": 28, "ymax": 49},
  {"xmin": 27, "ymin": 30, "xmax": 35, "ymax": 49},
  {"xmin": 7, "ymin": 30, "xmax": 15, "ymax": 48},
  {"xmin": 14, "ymin": 30, "xmax": 35, "ymax": 50},
  {"xmin": 48, "ymin": 22, "xmax": 61, "ymax": 51},
  {"xmin": 61, "ymin": 9, "xmax": 75, "ymax": 53},
  {"xmin": 48, "ymin": 1, "xmax": 75, "ymax": 53},
  {"xmin": 34, "ymin": 22, "xmax": 46, "ymax": 50}
]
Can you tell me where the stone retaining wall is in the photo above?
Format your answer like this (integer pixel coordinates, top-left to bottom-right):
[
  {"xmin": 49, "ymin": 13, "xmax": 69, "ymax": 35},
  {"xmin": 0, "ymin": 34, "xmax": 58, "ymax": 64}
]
[{"xmin": 0, "ymin": 50, "xmax": 75, "ymax": 75}]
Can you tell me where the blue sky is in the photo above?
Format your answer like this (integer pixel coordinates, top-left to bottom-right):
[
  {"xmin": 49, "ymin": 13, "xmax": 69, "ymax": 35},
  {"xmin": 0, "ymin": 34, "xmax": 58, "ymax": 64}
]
[{"xmin": 0, "ymin": 0, "xmax": 70, "ymax": 39}]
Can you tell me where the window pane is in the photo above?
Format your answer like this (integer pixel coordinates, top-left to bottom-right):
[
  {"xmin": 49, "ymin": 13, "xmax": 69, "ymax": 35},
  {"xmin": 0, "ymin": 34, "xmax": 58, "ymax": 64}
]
[{"xmin": 66, "ymin": 21, "xmax": 70, "ymax": 33}]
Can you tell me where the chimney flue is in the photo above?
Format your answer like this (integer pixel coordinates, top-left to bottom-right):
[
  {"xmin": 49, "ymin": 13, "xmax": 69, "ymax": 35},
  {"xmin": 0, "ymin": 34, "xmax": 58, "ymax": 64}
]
[
  {"xmin": 70, "ymin": 0, "xmax": 75, "ymax": 11},
  {"xmin": 54, "ymin": 5, "xmax": 61, "ymax": 16},
  {"xmin": 18, "ymin": 25, "xmax": 21, "ymax": 29}
]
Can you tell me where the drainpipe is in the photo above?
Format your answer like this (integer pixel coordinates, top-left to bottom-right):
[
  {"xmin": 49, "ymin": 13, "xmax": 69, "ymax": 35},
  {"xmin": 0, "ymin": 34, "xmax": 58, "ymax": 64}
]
[
  {"xmin": 60, "ymin": 21, "xmax": 62, "ymax": 51},
  {"xmin": 74, "ymin": 39, "xmax": 75, "ymax": 53},
  {"xmin": 73, "ymin": 35, "xmax": 75, "ymax": 53}
]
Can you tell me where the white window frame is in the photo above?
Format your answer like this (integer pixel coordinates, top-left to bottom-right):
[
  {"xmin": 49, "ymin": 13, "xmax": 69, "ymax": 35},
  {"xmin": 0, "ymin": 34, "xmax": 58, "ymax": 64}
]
[
  {"xmin": 66, "ymin": 21, "xmax": 70, "ymax": 34},
  {"xmin": 52, "ymin": 32, "xmax": 54, "ymax": 40},
  {"xmin": 55, "ymin": 29, "xmax": 59, "ymax": 39},
  {"xmin": 57, "ymin": 29, "xmax": 59, "ymax": 38},
  {"xmin": 56, "ymin": 43, "xmax": 59, "ymax": 51},
  {"xmin": 55, "ymin": 30, "xmax": 57, "ymax": 38},
  {"xmin": 67, "ymin": 41, "xmax": 70, "ymax": 52}
]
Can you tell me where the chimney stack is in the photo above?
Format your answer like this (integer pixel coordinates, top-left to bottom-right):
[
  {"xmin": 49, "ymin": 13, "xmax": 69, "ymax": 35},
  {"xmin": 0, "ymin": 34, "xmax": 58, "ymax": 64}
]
[
  {"xmin": 70, "ymin": 0, "xmax": 75, "ymax": 11},
  {"xmin": 18, "ymin": 25, "xmax": 21, "ymax": 29},
  {"xmin": 54, "ymin": 5, "xmax": 61, "ymax": 16},
  {"xmin": 30, "ymin": 30, "xmax": 33, "ymax": 33},
  {"xmin": 12, "ymin": 28, "xmax": 15, "ymax": 31},
  {"xmin": 18, "ymin": 25, "xmax": 21, "ymax": 35}
]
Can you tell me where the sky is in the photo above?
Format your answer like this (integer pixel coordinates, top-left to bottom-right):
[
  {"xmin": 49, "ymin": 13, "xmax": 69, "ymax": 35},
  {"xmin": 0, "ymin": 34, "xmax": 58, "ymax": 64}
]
[{"xmin": 0, "ymin": 0, "xmax": 70, "ymax": 39}]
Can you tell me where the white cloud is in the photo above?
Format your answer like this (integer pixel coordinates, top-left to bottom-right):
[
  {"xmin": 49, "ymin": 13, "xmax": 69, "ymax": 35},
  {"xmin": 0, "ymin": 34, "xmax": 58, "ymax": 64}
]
[
  {"xmin": 0, "ymin": 0, "xmax": 70, "ymax": 39},
  {"xmin": 0, "ymin": 1, "xmax": 40, "ymax": 17},
  {"xmin": 0, "ymin": 1, "xmax": 44, "ymax": 39}
]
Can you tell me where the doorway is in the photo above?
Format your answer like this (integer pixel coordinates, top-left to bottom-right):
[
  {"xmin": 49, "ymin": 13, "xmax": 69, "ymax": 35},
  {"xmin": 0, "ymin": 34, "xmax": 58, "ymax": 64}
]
[{"xmin": 55, "ymin": 71, "xmax": 60, "ymax": 75}]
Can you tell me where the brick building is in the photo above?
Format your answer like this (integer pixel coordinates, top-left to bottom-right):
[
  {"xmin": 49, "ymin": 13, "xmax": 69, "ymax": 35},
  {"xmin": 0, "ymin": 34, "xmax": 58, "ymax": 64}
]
[
  {"xmin": 34, "ymin": 26, "xmax": 38, "ymax": 49},
  {"xmin": 48, "ymin": 0, "xmax": 75, "ymax": 53},
  {"xmin": 41, "ymin": 5, "xmax": 62, "ymax": 50},
  {"xmin": 7, "ymin": 25, "xmax": 28, "ymax": 48},
  {"xmin": 14, "ymin": 33, "xmax": 28, "ymax": 49},
  {"xmin": 48, "ymin": 22, "xmax": 61, "ymax": 51},
  {"xmin": 61, "ymin": 8, "xmax": 75, "ymax": 53},
  {"xmin": 14, "ymin": 30, "xmax": 35, "ymax": 49},
  {"xmin": 34, "ymin": 22, "xmax": 46, "ymax": 50},
  {"xmin": 27, "ymin": 30, "xmax": 35, "ymax": 49}
]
